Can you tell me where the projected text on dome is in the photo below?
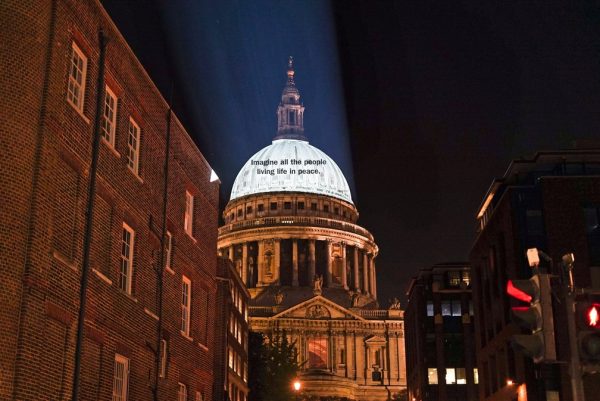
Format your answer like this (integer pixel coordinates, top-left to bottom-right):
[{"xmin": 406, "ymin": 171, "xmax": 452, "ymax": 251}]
[{"xmin": 251, "ymin": 158, "xmax": 327, "ymax": 176}]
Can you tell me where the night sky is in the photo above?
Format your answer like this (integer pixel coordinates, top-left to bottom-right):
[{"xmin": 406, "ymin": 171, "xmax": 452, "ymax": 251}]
[{"xmin": 102, "ymin": 1, "xmax": 600, "ymax": 305}]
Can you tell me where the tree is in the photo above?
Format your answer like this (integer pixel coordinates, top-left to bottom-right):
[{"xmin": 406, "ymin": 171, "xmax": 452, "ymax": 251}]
[{"xmin": 248, "ymin": 331, "xmax": 301, "ymax": 401}]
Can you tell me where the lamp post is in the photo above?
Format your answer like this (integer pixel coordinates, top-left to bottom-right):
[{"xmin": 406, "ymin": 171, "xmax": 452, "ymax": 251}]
[{"xmin": 292, "ymin": 379, "xmax": 301, "ymax": 401}]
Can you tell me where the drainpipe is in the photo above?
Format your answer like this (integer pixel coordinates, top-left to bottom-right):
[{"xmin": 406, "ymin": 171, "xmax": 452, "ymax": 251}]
[{"xmin": 71, "ymin": 29, "xmax": 107, "ymax": 401}]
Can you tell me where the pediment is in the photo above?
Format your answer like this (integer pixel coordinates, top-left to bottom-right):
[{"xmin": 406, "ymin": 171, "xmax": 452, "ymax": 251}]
[
  {"xmin": 365, "ymin": 335, "xmax": 386, "ymax": 345},
  {"xmin": 272, "ymin": 295, "xmax": 365, "ymax": 321}
]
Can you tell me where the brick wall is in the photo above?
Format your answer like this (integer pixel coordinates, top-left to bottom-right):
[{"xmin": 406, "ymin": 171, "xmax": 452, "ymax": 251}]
[{"xmin": 0, "ymin": 0, "xmax": 220, "ymax": 399}]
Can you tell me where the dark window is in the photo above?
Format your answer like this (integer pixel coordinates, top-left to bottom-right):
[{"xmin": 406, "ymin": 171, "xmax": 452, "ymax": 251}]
[
  {"xmin": 237, "ymin": 209, "xmax": 243, "ymax": 217},
  {"xmin": 334, "ymin": 207, "xmax": 339, "ymax": 215},
  {"xmin": 257, "ymin": 204, "xmax": 264, "ymax": 212},
  {"xmin": 246, "ymin": 206, "xmax": 253, "ymax": 214},
  {"xmin": 311, "ymin": 202, "xmax": 317, "ymax": 211},
  {"xmin": 323, "ymin": 204, "xmax": 329, "ymax": 213},
  {"xmin": 270, "ymin": 202, "xmax": 277, "ymax": 211},
  {"xmin": 284, "ymin": 201, "xmax": 292, "ymax": 210},
  {"xmin": 584, "ymin": 206, "xmax": 600, "ymax": 264},
  {"xmin": 288, "ymin": 110, "xmax": 296, "ymax": 124},
  {"xmin": 298, "ymin": 202, "xmax": 305, "ymax": 210}
]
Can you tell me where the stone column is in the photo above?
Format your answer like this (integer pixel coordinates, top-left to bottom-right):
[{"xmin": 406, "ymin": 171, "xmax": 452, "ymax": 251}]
[
  {"xmin": 353, "ymin": 247, "xmax": 360, "ymax": 292},
  {"xmin": 308, "ymin": 239, "xmax": 316, "ymax": 282},
  {"xmin": 326, "ymin": 240, "xmax": 332, "ymax": 287},
  {"xmin": 292, "ymin": 239, "xmax": 299, "ymax": 286},
  {"xmin": 371, "ymin": 259, "xmax": 377, "ymax": 299},
  {"xmin": 274, "ymin": 239, "xmax": 281, "ymax": 285},
  {"xmin": 341, "ymin": 243, "xmax": 348, "ymax": 289},
  {"xmin": 242, "ymin": 242, "xmax": 248, "ymax": 285},
  {"xmin": 257, "ymin": 240, "xmax": 264, "ymax": 286},
  {"xmin": 363, "ymin": 252, "xmax": 369, "ymax": 295},
  {"xmin": 229, "ymin": 245, "xmax": 234, "ymax": 261}
]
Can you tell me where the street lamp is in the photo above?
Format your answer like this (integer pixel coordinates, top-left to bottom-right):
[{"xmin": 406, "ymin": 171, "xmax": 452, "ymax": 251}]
[{"xmin": 292, "ymin": 379, "xmax": 301, "ymax": 401}]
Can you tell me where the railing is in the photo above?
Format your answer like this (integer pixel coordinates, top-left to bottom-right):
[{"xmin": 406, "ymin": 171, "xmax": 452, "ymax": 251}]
[
  {"xmin": 356, "ymin": 309, "xmax": 390, "ymax": 319},
  {"xmin": 218, "ymin": 215, "xmax": 374, "ymax": 241}
]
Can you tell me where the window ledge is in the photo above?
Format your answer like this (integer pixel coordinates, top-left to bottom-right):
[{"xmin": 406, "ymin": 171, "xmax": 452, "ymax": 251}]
[
  {"xmin": 198, "ymin": 342, "xmax": 209, "ymax": 351},
  {"xmin": 119, "ymin": 290, "xmax": 138, "ymax": 303},
  {"xmin": 52, "ymin": 249, "xmax": 77, "ymax": 271},
  {"xmin": 144, "ymin": 307, "xmax": 159, "ymax": 321},
  {"xmin": 128, "ymin": 169, "xmax": 143, "ymax": 183},
  {"xmin": 102, "ymin": 137, "xmax": 121, "ymax": 158},
  {"xmin": 67, "ymin": 100, "xmax": 90, "ymax": 124},
  {"xmin": 180, "ymin": 332, "xmax": 194, "ymax": 342},
  {"xmin": 92, "ymin": 268, "xmax": 112, "ymax": 285},
  {"xmin": 186, "ymin": 232, "xmax": 197, "ymax": 244},
  {"xmin": 165, "ymin": 266, "xmax": 175, "ymax": 275}
]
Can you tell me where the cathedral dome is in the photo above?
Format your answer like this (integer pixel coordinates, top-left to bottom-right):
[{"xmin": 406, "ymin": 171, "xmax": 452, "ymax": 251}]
[{"xmin": 230, "ymin": 138, "xmax": 353, "ymax": 204}]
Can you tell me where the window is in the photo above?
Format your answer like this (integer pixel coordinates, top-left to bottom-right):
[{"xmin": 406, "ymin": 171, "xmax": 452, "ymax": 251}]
[
  {"xmin": 237, "ymin": 208, "xmax": 243, "ymax": 217},
  {"xmin": 473, "ymin": 368, "xmax": 479, "ymax": 384},
  {"xmin": 195, "ymin": 392, "xmax": 203, "ymax": 401},
  {"xmin": 288, "ymin": 110, "xmax": 296, "ymax": 124},
  {"xmin": 334, "ymin": 207, "xmax": 339, "ymax": 215},
  {"xmin": 298, "ymin": 201, "xmax": 305, "ymax": 210},
  {"xmin": 427, "ymin": 368, "xmax": 438, "ymax": 384},
  {"xmin": 311, "ymin": 202, "xmax": 317, "ymax": 211},
  {"xmin": 159, "ymin": 339, "xmax": 167, "ymax": 378},
  {"xmin": 461, "ymin": 270, "xmax": 471, "ymax": 286},
  {"xmin": 246, "ymin": 205, "xmax": 253, "ymax": 214},
  {"xmin": 165, "ymin": 231, "xmax": 173, "ymax": 270},
  {"xmin": 67, "ymin": 42, "xmax": 87, "ymax": 112},
  {"xmin": 178, "ymin": 383, "xmax": 187, "ymax": 401},
  {"xmin": 119, "ymin": 224, "xmax": 135, "ymax": 294},
  {"xmin": 445, "ymin": 367, "xmax": 456, "ymax": 384},
  {"xmin": 308, "ymin": 337, "xmax": 328, "ymax": 369},
  {"xmin": 112, "ymin": 354, "xmax": 129, "ymax": 401},
  {"xmin": 426, "ymin": 301, "xmax": 434, "ymax": 317},
  {"xmin": 448, "ymin": 271, "xmax": 460, "ymax": 287},
  {"xmin": 270, "ymin": 202, "xmax": 277, "ymax": 211},
  {"xmin": 257, "ymin": 204, "xmax": 264, "ymax": 212},
  {"xmin": 127, "ymin": 118, "xmax": 140, "ymax": 175},
  {"xmin": 452, "ymin": 300, "xmax": 462, "ymax": 316},
  {"xmin": 441, "ymin": 301, "xmax": 451, "ymax": 316},
  {"xmin": 101, "ymin": 86, "xmax": 117, "ymax": 146},
  {"xmin": 284, "ymin": 201, "xmax": 292, "ymax": 210},
  {"xmin": 184, "ymin": 191, "xmax": 194, "ymax": 236},
  {"xmin": 181, "ymin": 276, "xmax": 191, "ymax": 336},
  {"xmin": 323, "ymin": 204, "xmax": 329, "ymax": 213},
  {"xmin": 456, "ymin": 367, "xmax": 466, "ymax": 384}
]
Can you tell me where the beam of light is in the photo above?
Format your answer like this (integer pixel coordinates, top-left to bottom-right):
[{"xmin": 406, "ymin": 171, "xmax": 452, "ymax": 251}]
[{"xmin": 156, "ymin": 0, "xmax": 355, "ymax": 204}]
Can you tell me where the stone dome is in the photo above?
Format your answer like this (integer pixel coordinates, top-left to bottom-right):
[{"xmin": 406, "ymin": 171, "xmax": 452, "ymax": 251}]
[{"xmin": 230, "ymin": 139, "xmax": 353, "ymax": 204}]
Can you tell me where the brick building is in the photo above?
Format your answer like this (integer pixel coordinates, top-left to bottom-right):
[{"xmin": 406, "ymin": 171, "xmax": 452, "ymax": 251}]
[
  {"xmin": 213, "ymin": 257, "xmax": 250, "ymax": 401},
  {"xmin": 1, "ymin": 1, "xmax": 220, "ymax": 400},
  {"xmin": 470, "ymin": 147, "xmax": 600, "ymax": 401},
  {"xmin": 405, "ymin": 263, "xmax": 478, "ymax": 401}
]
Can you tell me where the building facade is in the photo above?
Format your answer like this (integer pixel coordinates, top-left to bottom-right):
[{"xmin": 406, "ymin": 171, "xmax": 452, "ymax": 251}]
[
  {"xmin": 405, "ymin": 263, "xmax": 478, "ymax": 401},
  {"xmin": 1, "ymin": 1, "xmax": 220, "ymax": 400},
  {"xmin": 470, "ymin": 148, "xmax": 600, "ymax": 401},
  {"xmin": 214, "ymin": 257, "xmax": 250, "ymax": 401},
  {"xmin": 217, "ymin": 59, "xmax": 406, "ymax": 401}
]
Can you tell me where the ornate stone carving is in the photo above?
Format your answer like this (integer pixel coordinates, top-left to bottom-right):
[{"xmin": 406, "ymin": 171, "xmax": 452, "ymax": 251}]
[
  {"xmin": 274, "ymin": 290, "xmax": 284, "ymax": 305},
  {"xmin": 306, "ymin": 304, "xmax": 330, "ymax": 319}
]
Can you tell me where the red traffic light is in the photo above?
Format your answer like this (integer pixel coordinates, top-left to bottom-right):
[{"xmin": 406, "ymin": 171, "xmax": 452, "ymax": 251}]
[
  {"xmin": 507, "ymin": 280, "xmax": 533, "ymax": 303},
  {"xmin": 586, "ymin": 304, "xmax": 600, "ymax": 328}
]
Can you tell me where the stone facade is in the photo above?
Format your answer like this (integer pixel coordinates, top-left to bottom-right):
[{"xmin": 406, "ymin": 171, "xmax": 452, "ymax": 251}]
[
  {"xmin": 218, "ymin": 60, "xmax": 406, "ymax": 401},
  {"xmin": 0, "ymin": 1, "xmax": 219, "ymax": 400}
]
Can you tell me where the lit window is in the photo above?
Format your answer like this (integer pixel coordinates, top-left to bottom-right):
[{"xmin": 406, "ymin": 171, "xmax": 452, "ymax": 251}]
[
  {"xmin": 178, "ymin": 383, "xmax": 187, "ymax": 401},
  {"xmin": 426, "ymin": 301, "xmax": 434, "ymax": 317},
  {"xmin": 228, "ymin": 347, "xmax": 234, "ymax": 368},
  {"xmin": 112, "ymin": 354, "xmax": 129, "ymax": 401},
  {"xmin": 195, "ymin": 391, "xmax": 203, "ymax": 401},
  {"xmin": 445, "ymin": 367, "xmax": 456, "ymax": 384},
  {"xmin": 427, "ymin": 368, "xmax": 438, "ymax": 384},
  {"xmin": 119, "ymin": 224, "xmax": 135, "ymax": 294},
  {"xmin": 159, "ymin": 339, "xmax": 167, "ymax": 378},
  {"xmin": 473, "ymin": 368, "xmax": 479, "ymax": 384},
  {"xmin": 67, "ymin": 42, "xmax": 87, "ymax": 112},
  {"xmin": 184, "ymin": 191, "xmax": 194, "ymax": 236},
  {"xmin": 441, "ymin": 301, "xmax": 451, "ymax": 316},
  {"xmin": 101, "ymin": 86, "xmax": 118, "ymax": 147},
  {"xmin": 308, "ymin": 337, "xmax": 328, "ymax": 369},
  {"xmin": 165, "ymin": 231, "xmax": 173, "ymax": 270},
  {"xmin": 456, "ymin": 368, "xmax": 466, "ymax": 384},
  {"xmin": 448, "ymin": 271, "xmax": 460, "ymax": 287},
  {"xmin": 127, "ymin": 118, "xmax": 140, "ymax": 175},
  {"xmin": 181, "ymin": 276, "xmax": 191, "ymax": 336},
  {"xmin": 461, "ymin": 270, "xmax": 471, "ymax": 286},
  {"xmin": 452, "ymin": 300, "xmax": 462, "ymax": 316}
]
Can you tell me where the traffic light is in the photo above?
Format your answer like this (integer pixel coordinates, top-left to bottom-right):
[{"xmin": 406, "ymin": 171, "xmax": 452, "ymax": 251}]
[
  {"xmin": 577, "ymin": 300, "xmax": 600, "ymax": 363},
  {"xmin": 506, "ymin": 273, "xmax": 556, "ymax": 362}
]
